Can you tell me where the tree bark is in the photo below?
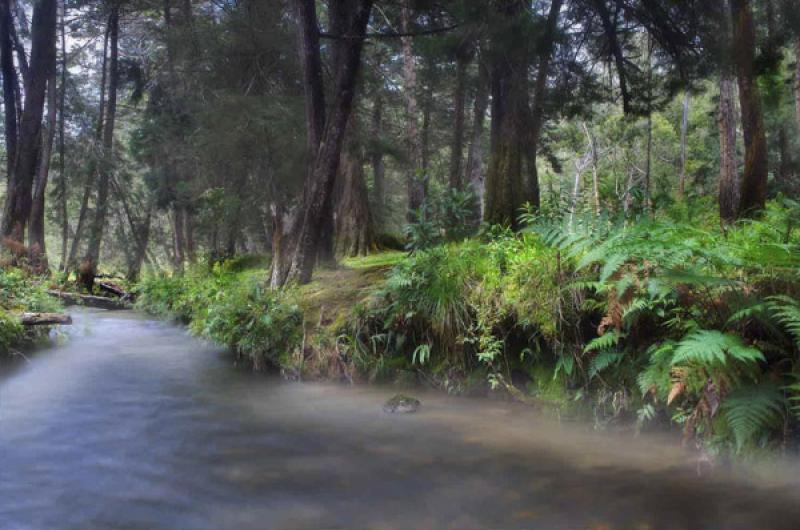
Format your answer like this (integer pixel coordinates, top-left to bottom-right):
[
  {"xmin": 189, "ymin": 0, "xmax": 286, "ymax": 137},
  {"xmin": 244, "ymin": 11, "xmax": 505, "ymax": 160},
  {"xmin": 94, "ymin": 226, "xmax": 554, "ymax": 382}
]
[
  {"xmin": 526, "ymin": 0, "xmax": 563, "ymax": 209},
  {"xmin": 28, "ymin": 69, "xmax": 57, "ymax": 267},
  {"xmin": 730, "ymin": 0, "xmax": 768, "ymax": 218},
  {"xmin": 0, "ymin": 0, "xmax": 19, "ymax": 182},
  {"xmin": 335, "ymin": 120, "xmax": 374, "ymax": 257},
  {"xmin": 678, "ymin": 91, "xmax": 689, "ymax": 199},
  {"xmin": 400, "ymin": 2, "xmax": 424, "ymax": 217},
  {"xmin": 84, "ymin": 4, "xmax": 119, "ymax": 283},
  {"xmin": 484, "ymin": 0, "xmax": 528, "ymax": 228},
  {"xmin": 1, "ymin": 0, "xmax": 57, "ymax": 243},
  {"xmin": 57, "ymin": 0, "xmax": 67, "ymax": 271},
  {"xmin": 466, "ymin": 57, "xmax": 489, "ymax": 220},
  {"xmin": 370, "ymin": 93, "xmax": 385, "ymax": 222},
  {"xmin": 449, "ymin": 48, "xmax": 468, "ymax": 189},
  {"xmin": 284, "ymin": 0, "xmax": 373, "ymax": 285},
  {"xmin": 172, "ymin": 204, "xmax": 186, "ymax": 271}
]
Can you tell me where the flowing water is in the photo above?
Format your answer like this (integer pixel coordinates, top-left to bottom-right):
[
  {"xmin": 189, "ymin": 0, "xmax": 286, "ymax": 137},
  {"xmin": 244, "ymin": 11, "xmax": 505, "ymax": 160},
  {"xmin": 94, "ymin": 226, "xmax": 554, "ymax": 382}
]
[{"xmin": 2, "ymin": 309, "xmax": 800, "ymax": 530}]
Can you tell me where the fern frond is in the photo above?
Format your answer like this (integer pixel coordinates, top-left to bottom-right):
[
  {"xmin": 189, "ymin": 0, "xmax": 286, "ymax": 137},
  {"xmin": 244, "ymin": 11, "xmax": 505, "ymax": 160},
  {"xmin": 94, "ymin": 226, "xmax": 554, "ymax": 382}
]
[
  {"xmin": 589, "ymin": 351, "xmax": 624, "ymax": 380},
  {"xmin": 721, "ymin": 384, "xmax": 784, "ymax": 452},
  {"xmin": 671, "ymin": 330, "xmax": 764, "ymax": 366},
  {"xmin": 584, "ymin": 330, "xmax": 623, "ymax": 353}
]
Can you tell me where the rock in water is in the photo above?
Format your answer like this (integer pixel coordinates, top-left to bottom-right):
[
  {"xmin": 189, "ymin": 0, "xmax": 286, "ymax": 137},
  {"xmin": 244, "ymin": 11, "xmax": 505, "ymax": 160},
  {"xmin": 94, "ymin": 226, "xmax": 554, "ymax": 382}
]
[{"xmin": 383, "ymin": 394, "xmax": 421, "ymax": 414}]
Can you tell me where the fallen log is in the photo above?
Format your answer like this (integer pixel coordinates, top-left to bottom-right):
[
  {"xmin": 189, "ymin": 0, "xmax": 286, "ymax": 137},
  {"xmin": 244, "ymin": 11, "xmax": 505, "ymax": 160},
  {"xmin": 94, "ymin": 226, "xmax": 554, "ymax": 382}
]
[
  {"xmin": 20, "ymin": 312, "xmax": 73, "ymax": 326},
  {"xmin": 97, "ymin": 281, "xmax": 128, "ymax": 299},
  {"xmin": 47, "ymin": 290, "xmax": 129, "ymax": 310}
]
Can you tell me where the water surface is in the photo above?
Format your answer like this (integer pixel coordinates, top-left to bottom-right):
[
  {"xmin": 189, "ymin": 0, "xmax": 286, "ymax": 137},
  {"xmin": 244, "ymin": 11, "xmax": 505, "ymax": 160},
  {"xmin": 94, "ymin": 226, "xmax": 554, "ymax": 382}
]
[{"xmin": 2, "ymin": 309, "xmax": 799, "ymax": 529}]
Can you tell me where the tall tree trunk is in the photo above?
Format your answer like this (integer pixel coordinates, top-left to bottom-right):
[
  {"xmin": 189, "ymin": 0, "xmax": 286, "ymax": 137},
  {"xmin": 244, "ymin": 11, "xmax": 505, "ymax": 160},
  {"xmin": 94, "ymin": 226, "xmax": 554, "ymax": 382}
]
[
  {"xmin": 335, "ymin": 119, "xmax": 374, "ymax": 257},
  {"xmin": 127, "ymin": 204, "xmax": 152, "ymax": 282},
  {"xmin": 84, "ymin": 4, "xmax": 119, "ymax": 283},
  {"xmin": 484, "ymin": 0, "xmax": 528, "ymax": 228},
  {"xmin": 465, "ymin": 57, "xmax": 489, "ymax": 220},
  {"xmin": 185, "ymin": 207, "xmax": 196, "ymax": 264},
  {"xmin": 0, "ymin": 0, "xmax": 19, "ymax": 182},
  {"xmin": 449, "ymin": 48, "xmax": 468, "ymax": 189},
  {"xmin": 1, "ymin": 0, "xmax": 57, "ymax": 243},
  {"xmin": 678, "ymin": 91, "xmax": 689, "ymax": 199},
  {"xmin": 400, "ymin": 2, "xmax": 424, "ymax": 217},
  {"xmin": 284, "ymin": 0, "xmax": 373, "ymax": 285},
  {"xmin": 730, "ymin": 0, "xmax": 768, "ymax": 218},
  {"xmin": 718, "ymin": 77, "xmax": 738, "ymax": 222},
  {"xmin": 526, "ymin": 0, "xmax": 563, "ymax": 209},
  {"xmin": 370, "ymin": 93, "xmax": 385, "ymax": 223},
  {"xmin": 66, "ymin": 22, "xmax": 108, "ymax": 273},
  {"xmin": 28, "ymin": 70, "xmax": 57, "ymax": 268},
  {"xmin": 57, "ymin": 0, "xmax": 67, "ymax": 271}
]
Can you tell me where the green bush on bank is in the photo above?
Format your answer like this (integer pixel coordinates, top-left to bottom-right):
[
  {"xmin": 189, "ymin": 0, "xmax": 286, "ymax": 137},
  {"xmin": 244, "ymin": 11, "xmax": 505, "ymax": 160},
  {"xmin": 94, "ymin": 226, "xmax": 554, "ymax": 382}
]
[
  {"xmin": 135, "ymin": 262, "xmax": 302, "ymax": 370},
  {"xmin": 0, "ymin": 268, "xmax": 62, "ymax": 354},
  {"xmin": 358, "ymin": 199, "xmax": 800, "ymax": 454}
]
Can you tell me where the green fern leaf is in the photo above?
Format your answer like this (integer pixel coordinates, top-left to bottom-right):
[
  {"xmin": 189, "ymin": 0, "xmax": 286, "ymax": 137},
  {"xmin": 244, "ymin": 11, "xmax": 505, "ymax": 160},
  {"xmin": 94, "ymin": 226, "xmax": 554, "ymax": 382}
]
[
  {"xmin": 672, "ymin": 330, "xmax": 764, "ymax": 366},
  {"xmin": 584, "ymin": 330, "xmax": 623, "ymax": 353},
  {"xmin": 721, "ymin": 384, "xmax": 784, "ymax": 452}
]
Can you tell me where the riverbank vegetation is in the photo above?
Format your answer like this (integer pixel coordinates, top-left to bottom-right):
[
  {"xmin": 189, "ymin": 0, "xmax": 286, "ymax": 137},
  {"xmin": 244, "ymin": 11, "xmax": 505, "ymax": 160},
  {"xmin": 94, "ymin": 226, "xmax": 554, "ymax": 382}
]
[{"xmin": 2, "ymin": 1, "xmax": 800, "ymax": 456}]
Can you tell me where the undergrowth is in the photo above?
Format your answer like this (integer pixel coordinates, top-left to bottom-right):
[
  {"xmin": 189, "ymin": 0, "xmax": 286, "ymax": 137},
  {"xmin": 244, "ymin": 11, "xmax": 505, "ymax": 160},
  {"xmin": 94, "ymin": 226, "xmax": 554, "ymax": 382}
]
[{"xmin": 0, "ymin": 268, "xmax": 62, "ymax": 354}]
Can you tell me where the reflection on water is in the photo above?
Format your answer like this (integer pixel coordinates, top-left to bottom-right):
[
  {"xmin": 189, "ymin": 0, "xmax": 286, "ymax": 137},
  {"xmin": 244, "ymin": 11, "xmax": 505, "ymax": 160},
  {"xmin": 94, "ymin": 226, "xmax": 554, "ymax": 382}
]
[{"xmin": 1, "ymin": 309, "xmax": 799, "ymax": 530}]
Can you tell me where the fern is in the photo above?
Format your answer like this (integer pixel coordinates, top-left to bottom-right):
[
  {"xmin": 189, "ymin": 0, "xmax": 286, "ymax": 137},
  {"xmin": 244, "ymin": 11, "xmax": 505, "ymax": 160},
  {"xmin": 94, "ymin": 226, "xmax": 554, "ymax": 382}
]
[
  {"xmin": 589, "ymin": 351, "xmax": 624, "ymax": 380},
  {"xmin": 721, "ymin": 384, "xmax": 785, "ymax": 452},
  {"xmin": 584, "ymin": 330, "xmax": 623, "ymax": 353},
  {"xmin": 766, "ymin": 295, "xmax": 800, "ymax": 347},
  {"xmin": 671, "ymin": 330, "xmax": 764, "ymax": 367}
]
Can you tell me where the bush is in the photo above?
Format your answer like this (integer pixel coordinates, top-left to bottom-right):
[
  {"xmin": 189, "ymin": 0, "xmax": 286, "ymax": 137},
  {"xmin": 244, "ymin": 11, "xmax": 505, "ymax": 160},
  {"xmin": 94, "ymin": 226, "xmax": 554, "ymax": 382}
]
[
  {"xmin": 0, "ymin": 268, "xmax": 62, "ymax": 355},
  {"xmin": 135, "ymin": 263, "xmax": 302, "ymax": 370}
]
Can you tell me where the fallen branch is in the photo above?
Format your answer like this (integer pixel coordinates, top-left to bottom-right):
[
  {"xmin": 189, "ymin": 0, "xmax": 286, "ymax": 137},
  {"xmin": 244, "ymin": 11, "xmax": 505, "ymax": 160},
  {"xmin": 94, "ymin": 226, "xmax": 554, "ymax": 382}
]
[
  {"xmin": 20, "ymin": 312, "xmax": 73, "ymax": 326},
  {"xmin": 47, "ymin": 290, "xmax": 129, "ymax": 310}
]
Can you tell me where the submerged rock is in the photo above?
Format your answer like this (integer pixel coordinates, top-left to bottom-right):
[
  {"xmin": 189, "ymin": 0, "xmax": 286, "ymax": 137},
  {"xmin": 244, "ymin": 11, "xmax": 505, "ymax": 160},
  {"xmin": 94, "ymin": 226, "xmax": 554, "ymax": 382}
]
[{"xmin": 383, "ymin": 394, "xmax": 421, "ymax": 414}]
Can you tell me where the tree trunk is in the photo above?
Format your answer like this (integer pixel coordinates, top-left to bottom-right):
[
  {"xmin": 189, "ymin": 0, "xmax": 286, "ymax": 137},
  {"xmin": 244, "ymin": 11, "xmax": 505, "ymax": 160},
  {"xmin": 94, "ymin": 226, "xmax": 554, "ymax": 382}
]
[
  {"xmin": 526, "ymin": 0, "xmax": 563, "ymax": 209},
  {"xmin": 57, "ymin": 0, "xmax": 67, "ymax": 271},
  {"xmin": 28, "ymin": 69, "xmax": 57, "ymax": 268},
  {"xmin": 84, "ymin": 4, "xmax": 118, "ymax": 283},
  {"xmin": 582, "ymin": 121, "xmax": 600, "ymax": 215},
  {"xmin": 172, "ymin": 204, "xmax": 186, "ymax": 272},
  {"xmin": 0, "ymin": 0, "xmax": 19, "ymax": 182},
  {"xmin": 485, "ymin": 0, "xmax": 528, "ymax": 228},
  {"xmin": 730, "ymin": 0, "xmax": 768, "ymax": 218},
  {"xmin": 400, "ymin": 2, "xmax": 424, "ymax": 217},
  {"xmin": 370, "ymin": 93, "xmax": 385, "ymax": 223},
  {"xmin": 718, "ymin": 75, "xmax": 739, "ymax": 223},
  {"xmin": 449, "ymin": 48, "xmax": 468, "ymax": 189},
  {"xmin": 1, "ymin": 0, "xmax": 57, "ymax": 243},
  {"xmin": 284, "ymin": 0, "xmax": 372, "ymax": 285},
  {"xmin": 466, "ymin": 57, "xmax": 489, "ymax": 220},
  {"xmin": 335, "ymin": 121, "xmax": 374, "ymax": 257},
  {"xmin": 66, "ymin": 20, "xmax": 109, "ymax": 274},
  {"xmin": 184, "ymin": 207, "xmax": 196, "ymax": 264},
  {"xmin": 678, "ymin": 91, "xmax": 689, "ymax": 199}
]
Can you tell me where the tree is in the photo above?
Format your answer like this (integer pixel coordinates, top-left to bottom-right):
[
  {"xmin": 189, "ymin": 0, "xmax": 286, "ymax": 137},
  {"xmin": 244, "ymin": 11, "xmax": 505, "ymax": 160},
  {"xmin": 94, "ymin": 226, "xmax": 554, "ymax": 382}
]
[
  {"xmin": 83, "ymin": 2, "xmax": 120, "ymax": 287},
  {"xmin": 730, "ymin": 0, "xmax": 768, "ymax": 218},
  {"xmin": 400, "ymin": 1, "xmax": 425, "ymax": 217},
  {"xmin": 279, "ymin": 0, "xmax": 373, "ymax": 286},
  {"xmin": 1, "ymin": 0, "xmax": 57, "ymax": 244},
  {"xmin": 0, "ymin": 0, "xmax": 19, "ymax": 183}
]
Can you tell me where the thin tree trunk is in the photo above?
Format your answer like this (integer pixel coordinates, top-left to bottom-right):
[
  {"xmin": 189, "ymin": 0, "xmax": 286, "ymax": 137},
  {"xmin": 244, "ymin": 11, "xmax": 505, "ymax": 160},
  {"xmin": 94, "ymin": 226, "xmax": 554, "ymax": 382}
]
[
  {"xmin": 28, "ymin": 70, "xmax": 57, "ymax": 267},
  {"xmin": 57, "ymin": 0, "xmax": 67, "ymax": 270},
  {"xmin": 582, "ymin": 121, "xmax": 600, "ymax": 215},
  {"xmin": 678, "ymin": 91, "xmax": 689, "ymax": 199},
  {"xmin": 526, "ymin": 0, "xmax": 563, "ymax": 209},
  {"xmin": 172, "ymin": 205, "xmax": 186, "ymax": 271},
  {"xmin": 184, "ymin": 207, "xmax": 196, "ymax": 264},
  {"xmin": 466, "ymin": 57, "xmax": 489, "ymax": 220},
  {"xmin": 730, "ymin": 0, "xmax": 768, "ymax": 218},
  {"xmin": 449, "ymin": 48, "xmax": 468, "ymax": 189},
  {"xmin": 400, "ymin": 1, "xmax": 424, "ymax": 217},
  {"xmin": 0, "ymin": 0, "xmax": 19, "ymax": 182},
  {"xmin": 84, "ymin": 4, "xmax": 119, "ymax": 282},
  {"xmin": 284, "ymin": 0, "xmax": 373, "ymax": 285},
  {"xmin": 370, "ymin": 93, "xmax": 385, "ymax": 221},
  {"xmin": 1, "ymin": 0, "xmax": 57, "ymax": 243},
  {"xmin": 66, "ymin": 22, "xmax": 108, "ymax": 273}
]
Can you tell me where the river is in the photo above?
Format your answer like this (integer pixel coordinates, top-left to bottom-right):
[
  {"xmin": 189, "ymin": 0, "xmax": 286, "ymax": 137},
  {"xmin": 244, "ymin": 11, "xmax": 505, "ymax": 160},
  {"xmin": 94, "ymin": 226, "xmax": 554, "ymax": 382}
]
[{"xmin": 1, "ymin": 308, "xmax": 799, "ymax": 529}]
